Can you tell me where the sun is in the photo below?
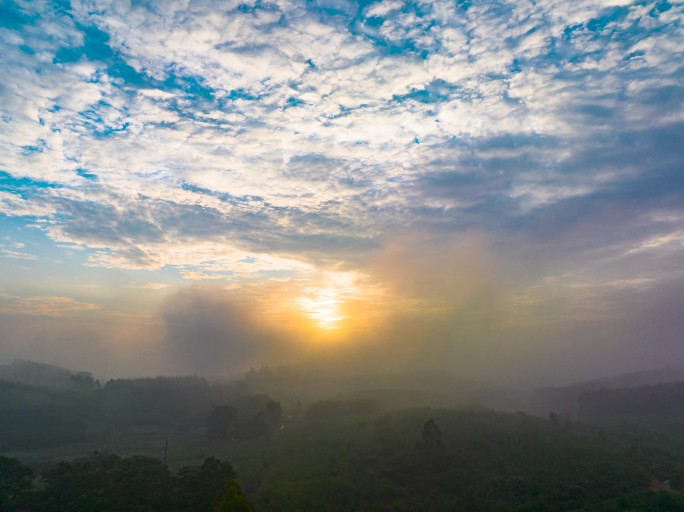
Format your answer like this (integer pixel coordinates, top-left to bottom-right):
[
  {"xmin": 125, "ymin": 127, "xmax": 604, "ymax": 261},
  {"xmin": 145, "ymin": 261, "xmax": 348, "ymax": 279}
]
[{"xmin": 297, "ymin": 287, "xmax": 346, "ymax": 330}]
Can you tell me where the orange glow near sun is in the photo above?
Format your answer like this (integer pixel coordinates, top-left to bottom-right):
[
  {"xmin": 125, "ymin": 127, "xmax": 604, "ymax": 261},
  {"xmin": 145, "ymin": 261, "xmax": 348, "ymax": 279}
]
[
  {"xmin": 284, "ymin": 271, "xmax": 391, "ymax": 336},
  {"xmin": 297, "ymin": 287, "xmax": 346, "ymax": 330}
]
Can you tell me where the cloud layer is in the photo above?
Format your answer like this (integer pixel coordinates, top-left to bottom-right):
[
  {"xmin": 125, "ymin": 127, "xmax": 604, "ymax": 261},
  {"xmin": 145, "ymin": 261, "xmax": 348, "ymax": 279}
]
[{"xmin": 0, "ymin": 0, "xmax": 683, "ymax": 381}]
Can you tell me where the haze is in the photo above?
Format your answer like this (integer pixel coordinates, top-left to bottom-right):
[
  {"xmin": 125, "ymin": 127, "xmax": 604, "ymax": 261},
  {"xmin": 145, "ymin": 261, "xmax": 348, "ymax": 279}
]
[{"xmin": 1, "ymin": 0, "xmax": 683, "ymax": 387}]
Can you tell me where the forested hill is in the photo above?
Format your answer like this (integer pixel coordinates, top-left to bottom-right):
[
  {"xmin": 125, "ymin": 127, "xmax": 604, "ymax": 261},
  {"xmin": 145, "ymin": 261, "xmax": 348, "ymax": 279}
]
[
  {"xmin": 0, "ymin": 375, "xmax": 268, "ymax": 450},
  {"xmin": 530, "ymin": 367, "xmax": 684, "ymax": 418},
  {"xmin": 0, "ymin": 359, "xmax": 99, "ymax": 391},
  {"xmin": 579, "ymin": 379, "xmax": 684, "ymax": 419}
]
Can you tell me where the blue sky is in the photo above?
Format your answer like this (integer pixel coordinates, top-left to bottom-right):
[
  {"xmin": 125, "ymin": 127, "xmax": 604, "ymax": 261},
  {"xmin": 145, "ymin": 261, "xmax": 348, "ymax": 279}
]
[{"xmin": 0, "ymin": 0, "xmax": 683, "ymax": 380}]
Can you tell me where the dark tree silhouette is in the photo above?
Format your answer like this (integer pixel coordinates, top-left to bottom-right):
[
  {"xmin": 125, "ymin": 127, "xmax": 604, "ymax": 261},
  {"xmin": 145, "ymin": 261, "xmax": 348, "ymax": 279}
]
[
  {"xmin": 211, "ymin": 481, "xmax": 256, "ymax": 512},
  {"xmin": 175, "ymin": 457, "xmax": 238, "ymax": 511},
  {"xmin": 417, "ymin": 418, "xmax": 445, "ymax": 453}
]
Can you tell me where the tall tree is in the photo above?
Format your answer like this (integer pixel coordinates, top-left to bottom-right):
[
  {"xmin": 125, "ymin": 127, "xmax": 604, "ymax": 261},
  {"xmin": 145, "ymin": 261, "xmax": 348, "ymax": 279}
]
[{"xmin": 417, "ymin": 418, "xmax": 445, "ymax": 453}]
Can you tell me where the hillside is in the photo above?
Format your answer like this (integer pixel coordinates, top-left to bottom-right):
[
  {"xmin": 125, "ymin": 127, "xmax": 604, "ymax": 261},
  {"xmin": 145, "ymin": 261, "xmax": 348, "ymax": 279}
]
[
  {"xmin": 0, "ymin": 360, "xmax": 99, "ymax": 391},
  {"xmin": 529, "ymin": 367, "xmax": 684, "ymax": 418},
  {"xmin": 579, "ymin": 380, "xmax": 684, "ymax": 419}
]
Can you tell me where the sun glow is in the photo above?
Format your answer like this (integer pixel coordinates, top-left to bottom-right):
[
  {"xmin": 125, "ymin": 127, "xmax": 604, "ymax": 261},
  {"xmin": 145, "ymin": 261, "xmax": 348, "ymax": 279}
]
[
  {"xmin": 297, "ymin": 287, "xmax": 346, "ymax": 330},
  {"xmin": 289, "ymin": 271, "xmax": 389, "ymax": 334}
]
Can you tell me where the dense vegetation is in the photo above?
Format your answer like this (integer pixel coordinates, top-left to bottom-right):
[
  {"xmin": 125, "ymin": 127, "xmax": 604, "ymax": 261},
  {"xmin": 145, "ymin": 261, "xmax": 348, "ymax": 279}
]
[
  {"xmin": 6, "ymin": 408, "xmax": 681, "ymax": 511},
  {"xmin": 234, "ymin": 408, "xmax": 684, "ymax": 512},
  {"xmin": 0, "ymin": 454, "xmax": 253, "ymax": 512},
  {"xmin": 0, "ymin": 380, "xmax": 94, "ymax": 450},
  {"xmin": 4, "ymin": 363, "xmax": 684, "ymax": 511},
  {"xmin": 0, "ymin": 375, "xmax": 268, "ymax": 450}
]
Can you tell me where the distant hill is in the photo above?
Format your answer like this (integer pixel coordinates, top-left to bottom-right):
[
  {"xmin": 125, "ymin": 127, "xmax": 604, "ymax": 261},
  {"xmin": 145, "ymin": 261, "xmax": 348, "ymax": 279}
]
[
  {"xmin": 578, "ymin": 379, "xmax": 684, "ymax": 419},
  {"xmin": 240, "ymin": 365, "xmax": 525, "ymax": 411},
  {"xmin": 0, "ymin": 359, "xmax": 99, "ymax": 391},
  {"xmin": 584, "ymin": 367, "xmax": 684, "ymax": 389},
  {"xmin": 529, "ymin": 367, "xmax": 684, "ymax": 418},
  {"xmin": 0, "ymin": 373, "xmax": 264, "ymax": 451}
]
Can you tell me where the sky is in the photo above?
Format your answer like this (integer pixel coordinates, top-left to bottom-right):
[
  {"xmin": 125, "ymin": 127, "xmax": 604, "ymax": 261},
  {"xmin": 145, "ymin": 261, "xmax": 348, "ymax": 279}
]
[{"xmin": 0, "ymin": 0, "xmax": 683, "ymax": 383}]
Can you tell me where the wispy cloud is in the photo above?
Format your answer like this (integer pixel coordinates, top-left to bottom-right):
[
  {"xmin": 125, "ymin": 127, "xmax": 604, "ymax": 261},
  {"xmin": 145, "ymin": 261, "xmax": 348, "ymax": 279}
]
[
  {"xmin": 0, "ymin": 294, "xmax": 100, "ymax": 317},
  {"xmin": 128, "ymin": 282, "xmax": 171, "ymax": 290}
]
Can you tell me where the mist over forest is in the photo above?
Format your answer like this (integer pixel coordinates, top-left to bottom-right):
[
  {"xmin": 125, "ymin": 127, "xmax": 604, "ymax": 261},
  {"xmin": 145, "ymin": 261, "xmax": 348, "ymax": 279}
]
[{"xmin": 5, "ymin": 358, "xmax": 684, "ymax": 510}]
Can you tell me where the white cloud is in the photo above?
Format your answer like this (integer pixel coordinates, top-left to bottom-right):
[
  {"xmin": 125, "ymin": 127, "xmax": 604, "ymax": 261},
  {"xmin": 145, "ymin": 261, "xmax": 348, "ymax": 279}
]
[
  {"xmin": 0, "ymin": 249, "xmax": 38, "ymax": 260},
  {"xmin": 0, "ymin": 0, "xmax": 682, "ymax": 285},
  {"xmin": 365, "ymin": 1, "xmax": 404, "ymax": 18},
  {"xmin": 0, "ymin": 191, "xmax": 56, "ymax": 217}
]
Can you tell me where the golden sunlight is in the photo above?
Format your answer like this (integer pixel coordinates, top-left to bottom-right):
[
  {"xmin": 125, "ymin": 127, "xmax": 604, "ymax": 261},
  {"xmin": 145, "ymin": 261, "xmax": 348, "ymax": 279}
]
[{"xmin": 297, "ymin": 287, "xmax": 346, "ymax": 330}]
